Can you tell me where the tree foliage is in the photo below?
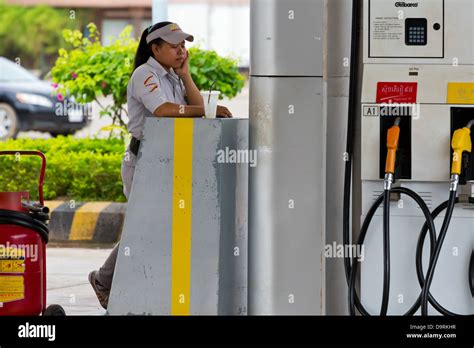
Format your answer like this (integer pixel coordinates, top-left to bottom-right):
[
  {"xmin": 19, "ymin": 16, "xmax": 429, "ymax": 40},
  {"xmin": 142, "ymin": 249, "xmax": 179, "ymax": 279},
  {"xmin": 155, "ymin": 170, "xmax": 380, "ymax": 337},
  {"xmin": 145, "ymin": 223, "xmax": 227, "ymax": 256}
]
[{"xmin": 0, "ymin": 1, "xmax": 91, "ymax": 72}]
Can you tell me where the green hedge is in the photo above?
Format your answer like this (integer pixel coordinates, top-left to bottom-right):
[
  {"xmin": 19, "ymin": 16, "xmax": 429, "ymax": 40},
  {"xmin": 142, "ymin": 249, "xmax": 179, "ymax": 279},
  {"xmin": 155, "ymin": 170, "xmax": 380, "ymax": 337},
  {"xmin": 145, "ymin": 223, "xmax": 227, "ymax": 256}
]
[{"xmin": 0, "ymin": 136, "xmax": 126, "ymax": 202}]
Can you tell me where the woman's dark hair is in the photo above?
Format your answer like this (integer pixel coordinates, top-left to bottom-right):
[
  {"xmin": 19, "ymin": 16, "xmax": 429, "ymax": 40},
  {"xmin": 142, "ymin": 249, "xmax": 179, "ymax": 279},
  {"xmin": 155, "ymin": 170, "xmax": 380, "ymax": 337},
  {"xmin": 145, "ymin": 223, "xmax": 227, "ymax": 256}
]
[{"xmin": 133, "ymin": 21, "xmax": 173, "ymax": 72}]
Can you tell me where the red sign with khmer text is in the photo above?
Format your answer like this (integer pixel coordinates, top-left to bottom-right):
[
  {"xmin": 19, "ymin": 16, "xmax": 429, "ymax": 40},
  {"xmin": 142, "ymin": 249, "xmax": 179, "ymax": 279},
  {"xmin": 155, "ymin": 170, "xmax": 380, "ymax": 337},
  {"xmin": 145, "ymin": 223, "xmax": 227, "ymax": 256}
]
[{"xmin": 376, "ymin": 82, "xmax": 418, "ymax": 104}]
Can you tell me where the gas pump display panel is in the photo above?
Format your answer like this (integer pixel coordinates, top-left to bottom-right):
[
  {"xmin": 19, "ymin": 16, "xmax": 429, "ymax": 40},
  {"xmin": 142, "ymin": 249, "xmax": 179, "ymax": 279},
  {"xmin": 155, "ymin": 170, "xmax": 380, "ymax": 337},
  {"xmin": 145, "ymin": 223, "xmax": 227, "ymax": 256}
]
[{"xmin": 368, "ymin": 0, "xmax": 444, "ymax": 58}]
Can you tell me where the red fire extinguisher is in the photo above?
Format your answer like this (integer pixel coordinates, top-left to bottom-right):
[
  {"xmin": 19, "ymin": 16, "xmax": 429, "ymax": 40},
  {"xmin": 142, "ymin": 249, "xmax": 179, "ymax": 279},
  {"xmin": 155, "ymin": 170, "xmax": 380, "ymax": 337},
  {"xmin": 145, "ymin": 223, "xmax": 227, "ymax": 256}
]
[{"xmin": 0, "ymin": 150, "xmax": 64, "ymax": 316}]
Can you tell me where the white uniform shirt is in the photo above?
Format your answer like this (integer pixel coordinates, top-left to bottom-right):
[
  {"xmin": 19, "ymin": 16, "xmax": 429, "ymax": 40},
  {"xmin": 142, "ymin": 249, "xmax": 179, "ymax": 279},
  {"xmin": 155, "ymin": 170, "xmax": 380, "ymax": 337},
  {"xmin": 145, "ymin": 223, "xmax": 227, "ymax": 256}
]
[{"xmin": 127, "ymin": 56, "xmax": 187, "ymax": 140}]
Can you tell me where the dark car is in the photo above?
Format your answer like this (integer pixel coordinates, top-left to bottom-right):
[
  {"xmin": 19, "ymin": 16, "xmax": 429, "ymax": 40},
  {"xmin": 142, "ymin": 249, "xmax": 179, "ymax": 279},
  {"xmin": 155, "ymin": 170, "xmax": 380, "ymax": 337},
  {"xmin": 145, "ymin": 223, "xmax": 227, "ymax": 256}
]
[{"xmin": 0, "ymin": 57, "xmax": 90, "ymax": 140}]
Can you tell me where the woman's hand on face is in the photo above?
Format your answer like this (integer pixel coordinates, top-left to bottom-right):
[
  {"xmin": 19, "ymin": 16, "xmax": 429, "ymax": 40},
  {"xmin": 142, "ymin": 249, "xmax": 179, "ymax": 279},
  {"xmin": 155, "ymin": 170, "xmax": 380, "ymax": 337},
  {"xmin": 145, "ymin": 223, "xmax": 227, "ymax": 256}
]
[
  {"xmin": 175, "ymin": 48, "xmax": 189, "ymax": 78},
  {"xmin": 216, "ymin": 105, "xmax": 233, "ymax": 118}
]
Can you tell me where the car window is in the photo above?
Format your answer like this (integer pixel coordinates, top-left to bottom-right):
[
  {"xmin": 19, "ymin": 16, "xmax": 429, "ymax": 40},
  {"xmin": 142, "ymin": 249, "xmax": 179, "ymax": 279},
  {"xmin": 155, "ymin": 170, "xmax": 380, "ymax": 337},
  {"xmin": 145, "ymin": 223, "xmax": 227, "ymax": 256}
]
[{"xmin": 0, "ymin": 57, "xmax": 39, "ymax": 82}]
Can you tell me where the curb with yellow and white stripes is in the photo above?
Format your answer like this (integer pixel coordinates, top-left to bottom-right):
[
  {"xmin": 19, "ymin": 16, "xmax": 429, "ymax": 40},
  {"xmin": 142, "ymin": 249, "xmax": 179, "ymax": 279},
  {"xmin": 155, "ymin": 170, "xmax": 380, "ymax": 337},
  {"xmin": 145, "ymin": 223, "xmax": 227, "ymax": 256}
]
[{"xmin": 44, "ymin": 201, "xmax": 126, "ymax": 244}]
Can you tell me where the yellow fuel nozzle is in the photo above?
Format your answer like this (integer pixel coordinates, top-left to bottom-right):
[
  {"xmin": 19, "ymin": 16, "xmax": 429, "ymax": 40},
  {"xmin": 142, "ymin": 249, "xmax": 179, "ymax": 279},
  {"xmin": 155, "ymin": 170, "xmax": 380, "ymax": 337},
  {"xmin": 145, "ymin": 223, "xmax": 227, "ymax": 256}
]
[
  {"xmin": 385, "ymin": 117, "xmax": 401, "ymax": 175},
  {"xmin": 451, "ymin": 126, "xmax": 472, "ymax": 175}
]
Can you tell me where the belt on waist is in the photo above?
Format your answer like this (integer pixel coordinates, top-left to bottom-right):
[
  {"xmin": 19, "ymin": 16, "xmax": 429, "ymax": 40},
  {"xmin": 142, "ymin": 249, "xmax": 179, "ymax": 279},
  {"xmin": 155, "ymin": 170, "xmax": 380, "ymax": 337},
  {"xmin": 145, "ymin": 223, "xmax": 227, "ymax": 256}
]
[{"xmin": 130, "ymin": 136, "xmax": 140, "ymax": 156}]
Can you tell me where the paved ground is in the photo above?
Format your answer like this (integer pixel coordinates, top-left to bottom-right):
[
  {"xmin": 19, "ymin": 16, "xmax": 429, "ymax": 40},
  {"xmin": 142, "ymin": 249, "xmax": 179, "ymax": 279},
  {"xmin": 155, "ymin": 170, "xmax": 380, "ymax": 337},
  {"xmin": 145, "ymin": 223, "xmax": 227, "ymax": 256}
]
[{"xmin": 46, "ymin": 246, "xmax": 113, "ymax": 316}]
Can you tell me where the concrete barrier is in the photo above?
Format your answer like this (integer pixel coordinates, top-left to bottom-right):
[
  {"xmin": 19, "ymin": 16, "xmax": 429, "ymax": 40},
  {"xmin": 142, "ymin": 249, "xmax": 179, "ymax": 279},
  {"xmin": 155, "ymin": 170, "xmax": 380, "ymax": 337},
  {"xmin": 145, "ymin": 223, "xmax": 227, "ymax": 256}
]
[
  {"xmin": 45, "ymin": 200, "xmax": 126, "ymax": 244},
  {"xmin": 108, "ymin": 118, "xmax": 248, "ymax": 315}
]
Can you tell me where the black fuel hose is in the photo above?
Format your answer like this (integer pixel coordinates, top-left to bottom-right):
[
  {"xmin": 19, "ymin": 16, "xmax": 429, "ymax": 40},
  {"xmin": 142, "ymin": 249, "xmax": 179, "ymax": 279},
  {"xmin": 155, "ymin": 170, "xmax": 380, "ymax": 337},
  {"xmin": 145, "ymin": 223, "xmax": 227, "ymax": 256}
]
[
  {"xmin": 420, "ymin": 191, "xmax": 457, "ymax": 315},
  {"xmin": 415, "ymin": 195, "xmax": 469, "ymax": 316},
  {"xmin": 380, "ymin": 189, "xmax": 391, "ymax": 316},
  {"xmin": 348, "ymin": 187, "xmax": 437, "ymax": 316},
  {"xmin": 343, "ymin": 0, "xmax": 367, "ymax": 315}
]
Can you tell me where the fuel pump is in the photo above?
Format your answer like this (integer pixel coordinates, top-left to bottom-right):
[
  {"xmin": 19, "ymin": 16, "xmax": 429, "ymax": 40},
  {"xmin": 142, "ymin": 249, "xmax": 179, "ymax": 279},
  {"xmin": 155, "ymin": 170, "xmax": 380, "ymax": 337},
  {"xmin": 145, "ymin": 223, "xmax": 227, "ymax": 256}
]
[{"xmin": 344, "ymin": 0, "xmax": 474, "ymax": 316}]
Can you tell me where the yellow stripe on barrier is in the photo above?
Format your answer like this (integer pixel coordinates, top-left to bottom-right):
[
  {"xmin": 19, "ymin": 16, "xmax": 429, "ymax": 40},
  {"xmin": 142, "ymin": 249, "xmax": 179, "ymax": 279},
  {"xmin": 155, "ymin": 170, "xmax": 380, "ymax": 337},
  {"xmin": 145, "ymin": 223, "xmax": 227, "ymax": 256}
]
[
  {"xmin": 69, "ymin": 202, "xmax": 111, "ymax": 240},
  {"xmin": 44, "ymin": 201, "xmax": 64, "ymax": 213},
  {"xmin": 171, "ymin": 119, "xmax": 194, "ymax": 315}
]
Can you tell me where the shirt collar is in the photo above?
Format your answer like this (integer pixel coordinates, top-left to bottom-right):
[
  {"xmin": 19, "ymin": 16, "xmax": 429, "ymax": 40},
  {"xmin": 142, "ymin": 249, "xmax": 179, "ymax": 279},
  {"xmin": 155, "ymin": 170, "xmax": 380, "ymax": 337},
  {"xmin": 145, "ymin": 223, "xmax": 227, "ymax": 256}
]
[{"xmin": 146, "ymin": 57, "xmax": 180, "ymax": 80}]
